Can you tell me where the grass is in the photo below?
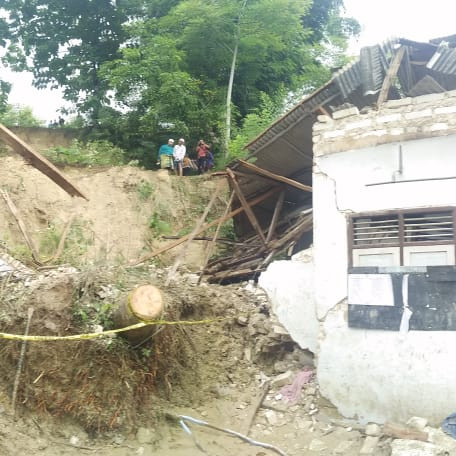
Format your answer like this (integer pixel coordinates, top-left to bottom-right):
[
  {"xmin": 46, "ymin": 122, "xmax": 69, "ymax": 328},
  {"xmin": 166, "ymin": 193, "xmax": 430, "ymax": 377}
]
[{"xmin": 136, "ymin": 180, "xmax": 154, "ymax": 202}]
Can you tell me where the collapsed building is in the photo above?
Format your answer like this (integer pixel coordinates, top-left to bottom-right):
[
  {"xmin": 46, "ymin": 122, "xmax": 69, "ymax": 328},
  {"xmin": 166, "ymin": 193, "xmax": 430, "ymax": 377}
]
[{"xmin": 238, "ymin": 35, "xmax": 456, "ymax": 424}]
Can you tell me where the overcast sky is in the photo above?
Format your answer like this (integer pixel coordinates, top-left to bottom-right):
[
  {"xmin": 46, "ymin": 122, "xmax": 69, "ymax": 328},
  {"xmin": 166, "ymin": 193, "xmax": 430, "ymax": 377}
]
[{"xmin": 1, "ymin": 0, "xmax": 455, "ymax": 123}]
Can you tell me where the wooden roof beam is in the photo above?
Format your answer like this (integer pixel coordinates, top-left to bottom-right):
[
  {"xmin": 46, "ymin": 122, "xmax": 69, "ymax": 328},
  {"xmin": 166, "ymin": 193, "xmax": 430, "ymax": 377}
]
[
  {"xmin": 0, "ymin": 124, "xmax": 88, "ymax": 200},
  {"xmin": 237, "ymin": 159, "xmax": 312, "ymax": 193}
]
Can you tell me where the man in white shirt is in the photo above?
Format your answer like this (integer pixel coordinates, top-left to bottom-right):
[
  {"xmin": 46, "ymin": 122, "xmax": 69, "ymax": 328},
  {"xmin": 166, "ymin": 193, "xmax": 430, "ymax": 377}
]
[{"xmin": 173, "ymin": 138, "xmax": 186, "ymax": 176}]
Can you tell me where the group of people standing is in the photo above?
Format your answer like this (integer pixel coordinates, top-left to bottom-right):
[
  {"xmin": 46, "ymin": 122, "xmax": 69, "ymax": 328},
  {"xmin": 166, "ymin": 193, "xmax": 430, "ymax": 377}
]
[{"xmin": 157, "ymin": 138, "xmax": 214, "ymax": 176}]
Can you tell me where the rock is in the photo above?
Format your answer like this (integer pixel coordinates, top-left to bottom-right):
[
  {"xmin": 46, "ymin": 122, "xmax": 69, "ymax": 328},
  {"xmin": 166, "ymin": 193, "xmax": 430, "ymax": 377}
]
[
  {"xmin": 308, "ymin": 439, "xmax": 327, "ymax": 452},
  {"xmin": 294, "ymin": 418, "xmax": 313, "ymax": 431},
  {"xmin": 365, "ymin": 423, "xmax": 382, "ymax": 436},
  {"xmin": 427, "ymin": 427, "xmax": 456, "ymax": 453},
  {"xmin": 264, "ymin": 410, "xmax": 279, "ymax": 426},
  {"xmin": 236, "ymin": 316, "xmax": 248, "ymax": 326},
  {"xmin": 271, "ymin": 371, "xmax": 293, "ymax": 388},
  {"xmin": 334, "ymin": 440, "xmax": 354, "ymax": 454},
  {"xmin": 359, "ymin": 436, "xmax": 380, "ymax": 455},
  {"xmin": 391, "ymin": 439, "xmax": 446, "ymax": 456},
  {"xmin": 69, "ymin": 436, "xmax": 80, "ymax": 446},
  {"xmin": 273, "ymin": 360, "xmax": 290, "ymax": 373},
  {"xmin": 407, "ymin": 417, "xmax": 428, "ymax": 431},
  {"xmin": 136, "ymin": 427, "xmax": 154, "ymax": 444},
  {"xmin": 272, "ymin": 325, "xmax": 288, "ymax": 336},
  {"xmin": 306, "ymin": 387, "xmax": 317, "ymax": 396}
]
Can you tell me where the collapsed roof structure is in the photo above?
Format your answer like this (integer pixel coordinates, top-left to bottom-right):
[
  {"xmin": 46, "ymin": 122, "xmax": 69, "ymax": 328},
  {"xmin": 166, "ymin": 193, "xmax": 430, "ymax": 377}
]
[
  {"xmin": 199, "ymin": 35, "xmax": 456, "ymax": 282},
  {"xmin": 231, "ymin": 35, "xmax": 456, "ymax": 234}
]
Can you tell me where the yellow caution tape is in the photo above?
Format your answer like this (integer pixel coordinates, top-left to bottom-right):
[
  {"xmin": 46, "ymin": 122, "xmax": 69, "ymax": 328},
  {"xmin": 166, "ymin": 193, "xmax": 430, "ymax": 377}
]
[{"xmin": 0, "ymin": 318, "xmax": 226, "ymax": 342}]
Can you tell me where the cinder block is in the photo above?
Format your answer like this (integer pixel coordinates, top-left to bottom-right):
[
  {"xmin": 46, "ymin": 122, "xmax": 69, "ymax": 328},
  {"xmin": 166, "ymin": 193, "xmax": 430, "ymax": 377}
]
[
  {"xmin": 323, "ymin": 129, "xmax": 345, "ymax": 139},
  {"xmin": 376, "ymin": 113, "xmax": 402, "ymax": 123},
  {"xmin": 317, "ymin": 115, "xmax": 332, "ymax": 123},
  {"xmin": 404, "ymin": 109, "xmax": 433, "ymax": 120},
  {"xmin": 332, "ymin": 107, "xmax": 359, "ymax": 120},
  {"xmin": 384, "ymin": 98, "xmax": 412, "ymax": 108},
  {"xmin": 434, "ymin": 105, "xmax": 456, "ymax": 115},
  {"xmin": 413, "ymin": 92, "xmax": 446, "ymax": 104},
  {"xmin": 429, "ymin": 123, "xmax": 449, "ymax": 131},
  {"xmin": 345, "ymin": 119, "xmax": 372, "ymax": 131}
]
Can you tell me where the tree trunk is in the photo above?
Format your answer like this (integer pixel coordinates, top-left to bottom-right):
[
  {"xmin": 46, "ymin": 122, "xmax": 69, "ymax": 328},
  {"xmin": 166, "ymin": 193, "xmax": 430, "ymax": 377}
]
[
  {"xmin": 225, "ymin": 39, "xmax": 239, "ymax": 157},
  {"xmin": 224, "ymin": 0, "xmax": 248, "ymax": 158},
  {"xmin": 112, "ymin": 285, "xmax": 165, "ymax": 346}
]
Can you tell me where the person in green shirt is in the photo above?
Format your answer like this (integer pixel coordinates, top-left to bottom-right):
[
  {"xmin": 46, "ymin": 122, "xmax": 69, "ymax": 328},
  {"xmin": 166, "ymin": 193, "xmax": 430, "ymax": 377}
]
[{"xmin": 157, "ymin": 139, "xmax": 174, "ymax": 169}]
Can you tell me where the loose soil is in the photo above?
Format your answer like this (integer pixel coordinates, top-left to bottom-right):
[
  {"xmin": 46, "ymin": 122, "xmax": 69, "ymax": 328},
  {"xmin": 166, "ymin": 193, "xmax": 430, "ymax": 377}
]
[{"xmin": 0, "ymin": 154, "xmax": 384, "ymax": 455}]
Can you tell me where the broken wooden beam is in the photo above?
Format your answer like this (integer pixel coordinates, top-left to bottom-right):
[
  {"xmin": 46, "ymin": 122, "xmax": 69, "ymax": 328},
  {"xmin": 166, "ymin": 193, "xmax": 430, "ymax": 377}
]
[
  {"xmin": 377, "ymin": 46, "xmax": 406, "ymax": 107},
  {"xmin": 227, "ymin": 168, "xmax": 267, "ymax": 246},
  {"xmin": 237, "ymin": 159, "xmax": 312, "ymax": 192},
  {"xmin": 132, "ymin": 186, "xmax": 282, "ymax": 265},
  {"xmin": 0, "ymin": 189, "xmax": 41, "ymax": 264},
  {"xmin": 383, "ymin": 422, "xmax": 428, "ymax": 442},
  {"xmin": 162, "ymin": 235, "xmax": 246, "ymax": 246},
  {"xmin": 165, "ymin": 180, "xmax": 224, "ymax": 285},
  {"xmin": 0, "ymin": 123, "xmax": 88, "ymax": 200},
  {"xmin": 265, "ymin": 190, "xmax": 285, "ymax": 244}
]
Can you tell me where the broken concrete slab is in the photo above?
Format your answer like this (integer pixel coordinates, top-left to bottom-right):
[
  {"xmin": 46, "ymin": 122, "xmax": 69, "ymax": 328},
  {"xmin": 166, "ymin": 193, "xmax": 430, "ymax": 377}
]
[
  {"xmin": 359, "ymin": 436, "xmax": 380, "ymax": 455},
  {"xmin": 271, "ymin": 371, "xmax": 294, "ymax": 388},
  {"xmin": 259, "ymin": 253, "xmax": 318, "ymax": 353},
  {"xmin": 390, "ymin": 439, "xmax": 447, "ymax": 456}
]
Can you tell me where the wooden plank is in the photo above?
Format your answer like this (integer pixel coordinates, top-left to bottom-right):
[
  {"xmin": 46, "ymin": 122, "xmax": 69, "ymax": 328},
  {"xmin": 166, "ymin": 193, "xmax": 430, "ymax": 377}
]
[
  {"xmin": 237, "ymin": 159, "xmax": 312, "ymax": 193},
  {"xmin": 0, "ymin": 189, "xmax": 41, "ymax": 264},
  {"xmin": 377, "ymin": 46, "xmax": 406, "ymax": 107},
  {"xmin": 198, "ymin": 190, "xmax": 235, "ymax": 283},
  {"xmin": 162, "ymin": 235, "xmax": 245, "ymax": 246},
  {"xmin": 383, "ymin": 422, "xmax": 428, "ymax": 442},
  {"xmin": 266, "ymin": 190, "xmax": 285, "ymax": 244},
  {"xmin": 227, "ymin": 168, "xmax": 267, "ymax": 246},
  {"xmin": 165, "ymin": 180, "xmax": 224, "ymax": 285},
  {"xmin": 0, "ymin": 123, "xmax": 88, "ymax": 200},
  {"xmin": 131, "ymin": 186, "xmax": 282, "ymax": 265}
]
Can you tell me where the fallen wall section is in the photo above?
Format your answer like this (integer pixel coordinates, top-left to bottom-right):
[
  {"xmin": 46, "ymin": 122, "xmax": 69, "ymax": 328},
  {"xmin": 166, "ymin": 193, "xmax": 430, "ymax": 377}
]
[{"xmin": 258, "ymin": 248, "xmax": 318, "ymax": 353}]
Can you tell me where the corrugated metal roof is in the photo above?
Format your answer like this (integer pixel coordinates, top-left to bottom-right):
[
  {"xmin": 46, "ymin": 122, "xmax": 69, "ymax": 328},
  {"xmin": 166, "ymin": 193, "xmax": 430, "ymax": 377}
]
[
  {"xmin": 427, "ymin": 43, "xmax": 456, "ymax": 74},
  {"xmin": 235, "ymin": 35, "xmax": 456, "ymax": 238}
]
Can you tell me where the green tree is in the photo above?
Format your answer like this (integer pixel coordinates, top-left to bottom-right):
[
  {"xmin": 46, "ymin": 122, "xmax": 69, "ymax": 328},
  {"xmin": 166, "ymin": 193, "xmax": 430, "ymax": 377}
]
[
  {"xmin": 0, "ymin": 0, "xmax": 131, "ymax": 122},
  {"xmin": 0, "ymin": 104, "xmax": 43, "ymax": 127}
]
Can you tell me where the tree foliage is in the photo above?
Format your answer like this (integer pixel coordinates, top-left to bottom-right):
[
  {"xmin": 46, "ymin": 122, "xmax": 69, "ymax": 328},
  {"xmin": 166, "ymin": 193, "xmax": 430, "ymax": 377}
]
[
  {"xmin": 0, "ymin": 104, "xmax": 43, "ymax": 127},
  {"xmin": 0, "ymin": 0, "xmax": 359, "ymax": 166}
]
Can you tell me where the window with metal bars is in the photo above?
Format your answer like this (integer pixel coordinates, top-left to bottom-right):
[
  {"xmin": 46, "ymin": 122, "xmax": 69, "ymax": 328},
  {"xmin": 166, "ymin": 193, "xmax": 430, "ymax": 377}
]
[{"xmin": 349, "ymin": 208, "xmax": 456, "ymax": 267}]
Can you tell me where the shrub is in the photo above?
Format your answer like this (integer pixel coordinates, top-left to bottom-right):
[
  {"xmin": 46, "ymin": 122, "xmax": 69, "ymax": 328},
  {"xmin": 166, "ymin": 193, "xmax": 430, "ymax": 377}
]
[{"xmin": 44, "ymin": 139, "xmax": 126, "ymax": 166}]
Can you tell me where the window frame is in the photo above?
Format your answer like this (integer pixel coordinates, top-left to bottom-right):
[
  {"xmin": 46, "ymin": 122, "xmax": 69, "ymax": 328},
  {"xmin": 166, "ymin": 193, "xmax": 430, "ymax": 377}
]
[{"xmin": 348, "ymin": 207, "xmax": 456, "ymax": 267}]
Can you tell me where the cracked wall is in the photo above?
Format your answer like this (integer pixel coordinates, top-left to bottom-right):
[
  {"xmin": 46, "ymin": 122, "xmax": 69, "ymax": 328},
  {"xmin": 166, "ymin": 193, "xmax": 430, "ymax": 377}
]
[{"xmin": 313, "ymin": 97, "xmax": 456, "ymax": 425}]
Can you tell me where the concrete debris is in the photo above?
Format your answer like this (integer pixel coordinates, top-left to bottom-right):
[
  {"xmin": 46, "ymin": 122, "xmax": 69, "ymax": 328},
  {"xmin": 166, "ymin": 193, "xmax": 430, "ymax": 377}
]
[
  {"xmin": 271, "ymin": 371, "xmax": 294, "ymax": 388},
  {"xmin": 407, "ymin": 417, "xmax": 429, "ymax": 431},
  {"xmin": 333, "ymin": 440, "xmax": 354, "ymax": 454},
  {"xmin": 0, "ymin": 251, "xmax": 34, "ymax": 279},
  {"xmin": 390, "ymin": 439, "xmax": 447, "ymax": 456},
  {"xmin": 308, "ymin": 438, "xmax": 327, "ymax": 452},
  {"xmin": 359, "ymin": 436, "xmax": 380, "ymax": 455},
  {"xmin": 365, "ymin": 422, "xmax": 382, "ymax": 436}
]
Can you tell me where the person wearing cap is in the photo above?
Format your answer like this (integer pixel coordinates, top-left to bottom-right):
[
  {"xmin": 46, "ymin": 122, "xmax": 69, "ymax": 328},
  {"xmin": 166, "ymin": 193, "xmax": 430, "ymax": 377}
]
[
  {"xmin": 157, "ymin": 139, "xmax": 174, "ymax": 169},
  {"xmin": 173, "ymin": 138, "xmax": 186, "ymax": 176}
]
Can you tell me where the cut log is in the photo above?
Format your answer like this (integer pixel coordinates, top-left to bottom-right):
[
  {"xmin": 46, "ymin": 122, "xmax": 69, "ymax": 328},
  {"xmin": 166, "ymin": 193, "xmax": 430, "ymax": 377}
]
[
  {"xmin": 112, "ymin": 285, "xmax": 165, "ymax": 345},
  {"xmin": 382, "ymin": 422, "xmax": 428, "ymax": 442}
]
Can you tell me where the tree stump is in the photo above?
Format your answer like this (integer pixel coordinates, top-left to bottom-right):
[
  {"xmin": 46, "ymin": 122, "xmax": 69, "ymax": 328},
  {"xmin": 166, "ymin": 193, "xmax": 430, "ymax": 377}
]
[{"xmin": 112, "ymin": 285, "xmax": 165, "ymax": 345}]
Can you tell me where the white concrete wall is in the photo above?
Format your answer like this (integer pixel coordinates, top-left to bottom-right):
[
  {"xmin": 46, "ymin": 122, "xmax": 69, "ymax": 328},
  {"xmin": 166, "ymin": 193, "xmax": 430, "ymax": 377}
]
[
  {"xmin": 259, "ymin": 250, "xmax": 319, "ymax": 353},
  {"xmin": 314, "ymin": 133, "xmax": 456, "ymax": 425}
]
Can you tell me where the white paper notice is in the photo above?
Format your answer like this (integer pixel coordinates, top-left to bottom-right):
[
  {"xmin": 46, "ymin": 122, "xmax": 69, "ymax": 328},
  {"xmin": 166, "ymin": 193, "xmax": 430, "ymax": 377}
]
[{"xmin": 348, "ymin": 274, "xmax": 395, "ymax": 307}]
